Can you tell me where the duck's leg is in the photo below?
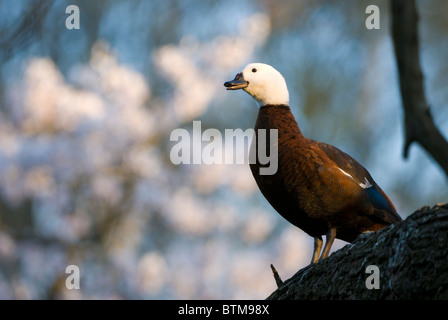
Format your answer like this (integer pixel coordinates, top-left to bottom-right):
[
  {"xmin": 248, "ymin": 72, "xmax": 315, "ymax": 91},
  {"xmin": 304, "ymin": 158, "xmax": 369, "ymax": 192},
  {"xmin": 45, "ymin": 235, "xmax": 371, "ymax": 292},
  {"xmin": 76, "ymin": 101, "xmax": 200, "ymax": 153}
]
[
  {"xmin": 311, "ymin": 236, "xmax": 323, "ymax": 264},
  {"xmin": 320, "ymin": 228, "xmax": 337, "ymax": 260}
]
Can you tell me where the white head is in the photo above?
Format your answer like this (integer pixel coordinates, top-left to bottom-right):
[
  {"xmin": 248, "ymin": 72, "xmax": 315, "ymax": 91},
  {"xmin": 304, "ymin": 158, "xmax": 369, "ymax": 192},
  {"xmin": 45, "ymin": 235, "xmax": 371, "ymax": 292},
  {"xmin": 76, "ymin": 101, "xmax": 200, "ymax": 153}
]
[{"xmin": 224, "ymin": 63, "xmax": 289, "ymax": 107}]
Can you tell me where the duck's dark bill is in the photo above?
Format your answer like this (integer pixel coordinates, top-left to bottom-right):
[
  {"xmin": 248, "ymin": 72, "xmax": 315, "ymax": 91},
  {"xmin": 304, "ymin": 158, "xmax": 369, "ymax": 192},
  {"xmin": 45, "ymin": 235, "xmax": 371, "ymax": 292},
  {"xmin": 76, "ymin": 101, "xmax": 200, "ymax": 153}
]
[
  {"xmin": 224, "ymin": 72, "xmax": 248, "ymax": 90},
  {"xmin": 224, "ymin": 80, "xmax": 248, "ymax": 90}
]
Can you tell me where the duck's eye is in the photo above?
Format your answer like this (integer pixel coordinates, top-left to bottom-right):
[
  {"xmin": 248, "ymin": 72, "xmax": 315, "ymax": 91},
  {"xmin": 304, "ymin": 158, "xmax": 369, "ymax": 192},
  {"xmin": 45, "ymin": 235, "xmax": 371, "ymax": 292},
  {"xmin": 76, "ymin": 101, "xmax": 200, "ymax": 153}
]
[{"xmin": 252, "ymin": 68, "xmax": 257, "ymax": 73}]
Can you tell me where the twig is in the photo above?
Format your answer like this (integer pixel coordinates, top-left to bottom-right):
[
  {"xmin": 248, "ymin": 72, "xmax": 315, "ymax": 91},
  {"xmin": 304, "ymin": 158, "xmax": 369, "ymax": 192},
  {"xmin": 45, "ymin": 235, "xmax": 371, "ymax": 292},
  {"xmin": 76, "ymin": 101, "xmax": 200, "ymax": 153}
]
[{"xmin": 270, "ymin": 264, "xmax": 284, "ymax": 288}]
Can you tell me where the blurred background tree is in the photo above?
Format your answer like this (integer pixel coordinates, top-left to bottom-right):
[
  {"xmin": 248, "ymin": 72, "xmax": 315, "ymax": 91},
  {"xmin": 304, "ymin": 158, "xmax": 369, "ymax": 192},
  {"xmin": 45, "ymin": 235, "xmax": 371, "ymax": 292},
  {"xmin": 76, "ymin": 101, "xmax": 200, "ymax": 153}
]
[{"xmin": 0, "ymin": 0, "xmax": 446, "ymax": 299}]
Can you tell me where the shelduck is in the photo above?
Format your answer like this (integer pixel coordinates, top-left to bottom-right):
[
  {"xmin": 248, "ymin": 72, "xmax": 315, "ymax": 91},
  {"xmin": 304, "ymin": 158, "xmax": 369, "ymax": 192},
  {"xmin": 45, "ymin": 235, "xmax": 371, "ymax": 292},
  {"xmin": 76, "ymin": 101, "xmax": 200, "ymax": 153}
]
[{"xmin": 224, "ymin": 63, "xmax": 402, "ymax": 264}]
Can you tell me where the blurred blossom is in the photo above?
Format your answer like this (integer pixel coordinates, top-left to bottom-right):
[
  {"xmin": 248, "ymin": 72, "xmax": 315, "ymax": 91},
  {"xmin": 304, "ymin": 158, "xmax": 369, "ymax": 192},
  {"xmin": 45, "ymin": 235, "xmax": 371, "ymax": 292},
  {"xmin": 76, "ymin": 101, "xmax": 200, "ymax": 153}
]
[
  {"xmin": 276, "ymin": 227, "xmax": 313, "ymax": 275},
  {"xmin": 154, "ymin": 44, "xmax": 216, "ymax": 122},
  {"xmin": 107, "ymin": 215, "xmax": 145, "ymax": 256},
  {"xmin": 91, "ymin": 173, "xmax": 122, "ymax": 205},
  {"xmin": 19, "ymin": 58, "xmax": 105, "ymax": 134},
  {"xmin": 23, "ymin": 166, "xmax": 55, "ymax": 198},
  {"xmin": 12, "ymin": 279, "xmax": 31, "ymax": 300},
  {"xmin": 62, "ymin": 211, "xmax": 92, "ymax": 241},
  {"xmin": 228, "ymin": 164, "xmax": 258, "ymax": 195},
  {"xmin": 90, "ymin": 42, "xmax": 150, "ymax": 107},
  {"xmin": 0, "ymin": 40, "xmax": 171, "ymax": 298},
  {"xmin": 154, "ymin": 12, "xmax": 270, "ymax": 123},
  {"xmin": 242, "ymin": 209, "xmax": 274, "ymax": 244},
  {"xmin": 192, "ymin": 163, "xmax": 229, "ymax": 194},
  {"xmin": 0, "ymin": 9, "xmax": 282, "ymax": 298},
  {"xmin": 171, "ymin": 267, "xmax": 198, "ymax": 299},
  {"xmin": 168, "ymin": 188, "xmax": 213, "ymax": 236},
  {"xmin": 211, "ymin": 204, "xmax": 238, "ymax": 233},
  {"xmin": 207, "ymin": 13, "xmax": 271, "ymax": 71},
  {"xmin": 137, "ymin": 252, "xmax": 167, "ymax": 296},
  {"xmin": 167, "ymin": 244, "xmax": 202, "ymax": 299},
  {"xmin": 0, "ymin": 231, "xmax": 16, "ymax": 260},
  {"xmin": 124, "ymin": 146, "xmax": 161, "ymax": 179},
  {"xmin": 230, "ymin": 250, "xmax": 275, "ymax": 299},
  {"xmin": 0, "ymin": 164, "xmax": 23, "ymax": 204},
  {"xmin": 2, "ymin": 43, "xmax": 157, "ymax": 208},
  {"xmin": 192, "ymin": 163, "xmax": 257, "ymax": 195}
]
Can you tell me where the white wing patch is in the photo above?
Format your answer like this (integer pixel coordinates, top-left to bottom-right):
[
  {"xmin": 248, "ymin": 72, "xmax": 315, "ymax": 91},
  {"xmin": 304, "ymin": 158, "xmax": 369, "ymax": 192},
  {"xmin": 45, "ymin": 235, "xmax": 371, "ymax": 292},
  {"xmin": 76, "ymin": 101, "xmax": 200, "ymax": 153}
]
[
  {"xmin": 337, "ymin": 167, "xmax": 372, "ymax": 189},
  {"xmin": 359, "ymin": 177, "xmax": 373, "ymax": 189}
]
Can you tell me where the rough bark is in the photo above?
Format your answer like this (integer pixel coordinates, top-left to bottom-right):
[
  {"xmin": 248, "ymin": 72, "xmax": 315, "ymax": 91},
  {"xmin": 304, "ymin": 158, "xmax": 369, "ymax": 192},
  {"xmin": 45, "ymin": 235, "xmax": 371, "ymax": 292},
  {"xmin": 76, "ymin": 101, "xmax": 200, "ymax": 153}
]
[
  {"xmin": 390, "ymin": 0, "xmax": 448, "ymax": 178},
  {"xmin": 267, "ymin": 203, "xmax": 448, "ymax": 299}
]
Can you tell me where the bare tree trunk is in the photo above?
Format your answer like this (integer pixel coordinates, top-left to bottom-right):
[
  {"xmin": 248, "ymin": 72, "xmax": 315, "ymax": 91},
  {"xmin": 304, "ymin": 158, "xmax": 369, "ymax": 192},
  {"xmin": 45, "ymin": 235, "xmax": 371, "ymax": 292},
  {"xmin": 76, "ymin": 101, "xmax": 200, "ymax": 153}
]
[
  {"xmin": 390, "ymin": 0, "xmax": 448, "ymax": 178},
  {"xmin": 267, "ymin": 203, "xmax": 448, "ymax": 299}
]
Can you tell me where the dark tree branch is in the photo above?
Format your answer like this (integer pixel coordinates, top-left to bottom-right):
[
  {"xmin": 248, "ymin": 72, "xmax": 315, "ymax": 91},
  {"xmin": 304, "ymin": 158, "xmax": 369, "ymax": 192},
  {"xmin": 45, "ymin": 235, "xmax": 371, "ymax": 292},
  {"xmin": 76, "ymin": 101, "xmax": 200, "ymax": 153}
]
[
  {"xmin": 390, "ymin": 0, "xmax": 448, "ymax": 178},
  {"xmin": 267, "ymin": 203, "xmax": 448, "ymax": 299},
  {"xmin": 0, "ymin": 1, "xmax": 53, "ymax": 64}
]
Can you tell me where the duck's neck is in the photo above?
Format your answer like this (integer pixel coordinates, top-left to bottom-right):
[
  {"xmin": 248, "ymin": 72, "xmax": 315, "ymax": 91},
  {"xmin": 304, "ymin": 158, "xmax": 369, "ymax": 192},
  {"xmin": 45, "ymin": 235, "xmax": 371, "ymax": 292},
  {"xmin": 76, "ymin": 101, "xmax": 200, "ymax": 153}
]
[{"xmin": 255, "ymin": 104, "xmax": 304, "ymax": 139}]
